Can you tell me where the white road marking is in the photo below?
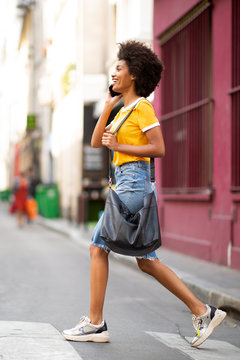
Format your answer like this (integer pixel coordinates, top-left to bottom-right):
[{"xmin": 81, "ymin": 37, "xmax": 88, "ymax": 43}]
[
  {"xmin": 0, "ymin": 321, "xmax": 83, "ymax": 360},
  {"xmin": 146, "ymin": 331, "xmax": 240, "ymax": 360}
]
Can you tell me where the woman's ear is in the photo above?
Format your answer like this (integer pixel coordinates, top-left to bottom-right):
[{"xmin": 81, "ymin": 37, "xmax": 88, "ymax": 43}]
[{"xmin": 131, "ymin": 74, "xmax": 136, "ymax": 81}]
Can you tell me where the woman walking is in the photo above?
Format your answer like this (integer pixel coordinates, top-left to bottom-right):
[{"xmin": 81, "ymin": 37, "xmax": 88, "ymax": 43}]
[
  {"xmin": 62, "ymin": 40, "xmax": 226, "ymax": 347},
  {"xmin": 13, "ymin": 172, "xmax": 28, "ymax": 228}
]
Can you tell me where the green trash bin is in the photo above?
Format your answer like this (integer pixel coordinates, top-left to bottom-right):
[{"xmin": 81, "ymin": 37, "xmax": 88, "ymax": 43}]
[
  {"xmin": 0, "ymin": 189, "xmax": 11, "ymax": 201},
  {"xmin": 35, "ymin": 185, "xmax": 47, "ymax": 215},
  {"xmin": 42, "ymin": 185, "xmax": 60, "ymax": 218}
]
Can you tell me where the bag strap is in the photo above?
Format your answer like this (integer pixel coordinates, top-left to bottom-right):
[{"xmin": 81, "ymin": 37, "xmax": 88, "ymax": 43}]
[
  {"xmin": 108, "ymin": 99, "xmax": 155, "ymax": 186},
  {"xmin": 112, "ymin": 99, "xmax": 141, "ymax": 135},
  {"xmin": 150, "ymin": 157, "xmax": 155, "ymax": 183}
]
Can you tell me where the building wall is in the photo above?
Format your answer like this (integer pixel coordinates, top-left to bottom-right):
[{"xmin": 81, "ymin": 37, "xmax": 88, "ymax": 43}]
[
  {"xmin": 211, "ymin": 0, "xmax": 232, "ymax": 265},
  {"xmin": 83, "ymin": 0, "xmax": 108, "ymax": 75},
  {"xmin": 153, "ymin": 0, "xmax": 240, "ymax": 269},
  {"xmin": 0, "ymin": 2, "xmax": 34, "ymax": 186}
]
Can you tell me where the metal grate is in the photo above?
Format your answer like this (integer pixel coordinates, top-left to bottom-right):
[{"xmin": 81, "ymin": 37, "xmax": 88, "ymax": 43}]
[
  {"xmin": 231, "ymin": 0, "xmax": 240, "ymax": 191},
  {"xmin": 160, "ymin": 6, "xmax": 212, "ymax": 193}
]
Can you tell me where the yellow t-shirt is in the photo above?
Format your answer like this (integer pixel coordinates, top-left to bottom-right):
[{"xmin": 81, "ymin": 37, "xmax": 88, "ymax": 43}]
[{"xmin": 110, "ymin": 98, "xmax": 160, "ymax": 166}]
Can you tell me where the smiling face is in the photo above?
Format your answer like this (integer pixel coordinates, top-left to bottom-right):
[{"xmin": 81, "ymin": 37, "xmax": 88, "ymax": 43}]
[{"xmin": 111, "ymin": 60, "xmax": 136, "ymax": 95}]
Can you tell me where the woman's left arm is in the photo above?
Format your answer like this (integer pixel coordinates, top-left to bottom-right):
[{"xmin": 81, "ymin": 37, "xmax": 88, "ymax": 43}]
[{"xmin": 101, "ymin": 125, "xmax": 165, "ymax": 158}]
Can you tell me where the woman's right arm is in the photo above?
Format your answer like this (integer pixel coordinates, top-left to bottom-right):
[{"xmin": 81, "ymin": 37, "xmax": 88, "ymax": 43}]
[{"xmin": 91, "ymin": 91, "xmax": 122, "ymax": 148}]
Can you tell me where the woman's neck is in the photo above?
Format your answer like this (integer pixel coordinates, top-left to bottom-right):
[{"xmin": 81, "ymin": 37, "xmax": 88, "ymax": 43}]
[{"xmin": 122, "ymin": 88, "xmax": 140, "ymax": 108}]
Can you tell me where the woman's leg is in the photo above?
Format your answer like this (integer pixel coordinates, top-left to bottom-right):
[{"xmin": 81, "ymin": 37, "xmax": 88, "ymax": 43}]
[
  {"xmin": 137, "ymin": 258, "xmax": 206, "ymax": 316},
  {"xmin": 17, "ymin": 210, "xmax": 23, "ymax": 227},
  {"xmin": 89, "ymin": 245, "xmax": 109, "ymax": 324}
]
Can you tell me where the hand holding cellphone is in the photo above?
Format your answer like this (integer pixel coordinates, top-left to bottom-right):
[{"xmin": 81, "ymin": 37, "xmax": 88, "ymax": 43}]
[{"xmin": 109, "ymin": 85, "xmax": 121, "ymax": 97}]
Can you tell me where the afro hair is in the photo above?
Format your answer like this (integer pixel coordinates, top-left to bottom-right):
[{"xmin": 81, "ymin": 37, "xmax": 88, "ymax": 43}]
[{"xmin": 117, "ymin": 40, "xmax": 164, "ymax": 98}]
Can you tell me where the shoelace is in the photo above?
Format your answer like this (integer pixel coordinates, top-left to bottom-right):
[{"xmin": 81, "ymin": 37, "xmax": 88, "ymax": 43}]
[
  {"xmin": 76, "ymin": 316, "xmax": 90, "ymax": 328},
  {"xmin": 192, "ymin": 317, "xmax": 204, "ymax": 331},
  {"xmin": 192, "ymin": 305, "xmax": 211, "ymax": 337},
  {"xmin": 194, "ymin": 319, "xmax": 204, "ymax": 336}
]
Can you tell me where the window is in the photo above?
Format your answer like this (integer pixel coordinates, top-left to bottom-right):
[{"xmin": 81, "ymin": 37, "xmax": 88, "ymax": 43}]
[
  {"xmin": 159, "ymin": 2, "xmax": 212, "ymax": 193},
  {"xmin": 231, "ymin": 0, "xmax": 240, "ymax": 191}
]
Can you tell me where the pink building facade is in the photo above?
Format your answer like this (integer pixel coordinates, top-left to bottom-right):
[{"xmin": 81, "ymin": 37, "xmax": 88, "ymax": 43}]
[{"xmin": 153, "ymin": 0, "xmax": 240, "ymax": 270}]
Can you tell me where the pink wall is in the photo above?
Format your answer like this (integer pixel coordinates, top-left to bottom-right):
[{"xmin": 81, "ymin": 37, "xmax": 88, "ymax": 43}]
[
  {"xmin": 153, "ymin": 0, "xmax": 240, "ymax": 269},
  {"xmin": 154, "ymin": 0, "xmax": 199, "ymax": 35},
  {"xmin": 211, "ymin": 0, "xmax": 232, "ymax": 265}
]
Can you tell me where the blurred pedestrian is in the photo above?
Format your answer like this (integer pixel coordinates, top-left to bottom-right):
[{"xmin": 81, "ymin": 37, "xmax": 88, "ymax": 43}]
[
  {"xmin": 12, "ymin": 172, "xmax": 28, "ymax": 228},
  {"xmin": 62, "ymin": 40, "xmax": 226, "ymax": 347},
  {"xmin": 25, "ymin": 167, "xmax": 39, "ymax": 222},
  {"xmin": 27, "ymin": 167, "xmax": 39, "ymax": 198}
]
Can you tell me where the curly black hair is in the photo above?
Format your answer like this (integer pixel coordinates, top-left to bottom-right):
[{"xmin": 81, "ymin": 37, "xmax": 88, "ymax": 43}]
[{"xmin": 117, "ymin": 40, "xmax": 164, "ymax": 98}]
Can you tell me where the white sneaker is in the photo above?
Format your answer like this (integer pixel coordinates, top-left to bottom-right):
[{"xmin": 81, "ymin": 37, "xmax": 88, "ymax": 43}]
[
  {"xmin": 62, "ymin": 316, "xmax": 110, "ymax": 342},
  {"xmin": 191, "ymin": 304, "xmax": 226, "ymax": 347}
]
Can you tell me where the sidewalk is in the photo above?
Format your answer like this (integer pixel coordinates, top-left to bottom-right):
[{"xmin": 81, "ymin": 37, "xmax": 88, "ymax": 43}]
[{"xmin": 36, "ymin": 215, "xmax": 240, "ymax": 321}]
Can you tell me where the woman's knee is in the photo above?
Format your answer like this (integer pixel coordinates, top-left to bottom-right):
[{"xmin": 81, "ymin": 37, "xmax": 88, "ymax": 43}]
[
  {"xmin": 137, "ymin": 258, "xmax": 158, "ymax": 275},
  {"xmin": 90, "ymin": 244, "xmax": 109, "ymax": 259}
]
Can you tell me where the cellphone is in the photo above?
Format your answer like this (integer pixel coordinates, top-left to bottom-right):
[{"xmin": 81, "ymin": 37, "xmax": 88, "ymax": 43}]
[{"xmin": 109, "ymin": 85, "xmax": 121, "ymax": 97}]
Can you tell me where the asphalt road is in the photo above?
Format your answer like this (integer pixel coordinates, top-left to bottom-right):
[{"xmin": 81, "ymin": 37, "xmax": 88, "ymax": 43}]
[{"xmin": 0, "ymin": 205, "xmax": 239, "ymax": 360}]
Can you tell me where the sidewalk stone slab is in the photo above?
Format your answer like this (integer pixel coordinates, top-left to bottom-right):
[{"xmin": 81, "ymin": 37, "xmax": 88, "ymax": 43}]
[
  {"xmin": 0, "ymin": 321, "xmax": 82, "ymax": 360},
  {"xmin": 146, "ymin": 332, "xmax": 240, "ymax": 359}
]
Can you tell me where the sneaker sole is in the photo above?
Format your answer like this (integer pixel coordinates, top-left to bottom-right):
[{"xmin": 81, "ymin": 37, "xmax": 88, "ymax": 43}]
[
  {"xmin": 62, "ymin": 330, "xmax": 110, "ymax": 343},
  {"xmin": 191, "ymin": 309, "xmax": 226, "ymax": 347}
]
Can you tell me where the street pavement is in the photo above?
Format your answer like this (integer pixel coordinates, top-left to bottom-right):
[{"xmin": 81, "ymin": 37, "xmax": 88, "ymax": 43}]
[
  {"xmin": 0, "ymin": 201, "xmax": 239, "ymax": 359},
  {"xmin": 36, "ymin": 211, "xmax": 240, "ymax": 319}
]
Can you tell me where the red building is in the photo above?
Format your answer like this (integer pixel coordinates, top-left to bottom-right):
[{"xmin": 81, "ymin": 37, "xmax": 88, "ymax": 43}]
[{"xmin": 153, "ymin": 0, "xmax": 240, "ymax": 269}]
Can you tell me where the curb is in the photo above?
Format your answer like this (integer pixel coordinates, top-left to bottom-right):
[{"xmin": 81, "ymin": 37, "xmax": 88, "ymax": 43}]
[
  {"xmin": 111, "ymin": 252, "xmax": 240, "ymax": 319},
  {"xmin": 179, "ymin": 276, "xmax": 240, "ymax": 320}
]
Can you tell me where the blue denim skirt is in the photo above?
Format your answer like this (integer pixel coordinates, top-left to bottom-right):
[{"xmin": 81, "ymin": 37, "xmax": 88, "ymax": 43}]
[{"xmin": 91, "ymin": 161, "xmax": 158, "ymax": 260}]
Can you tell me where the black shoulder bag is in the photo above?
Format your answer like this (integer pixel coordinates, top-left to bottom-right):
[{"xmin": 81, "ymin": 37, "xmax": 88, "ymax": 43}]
[{"xmin": 100, "ymin": 100, "xmax": 161, "ymax": 256}]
